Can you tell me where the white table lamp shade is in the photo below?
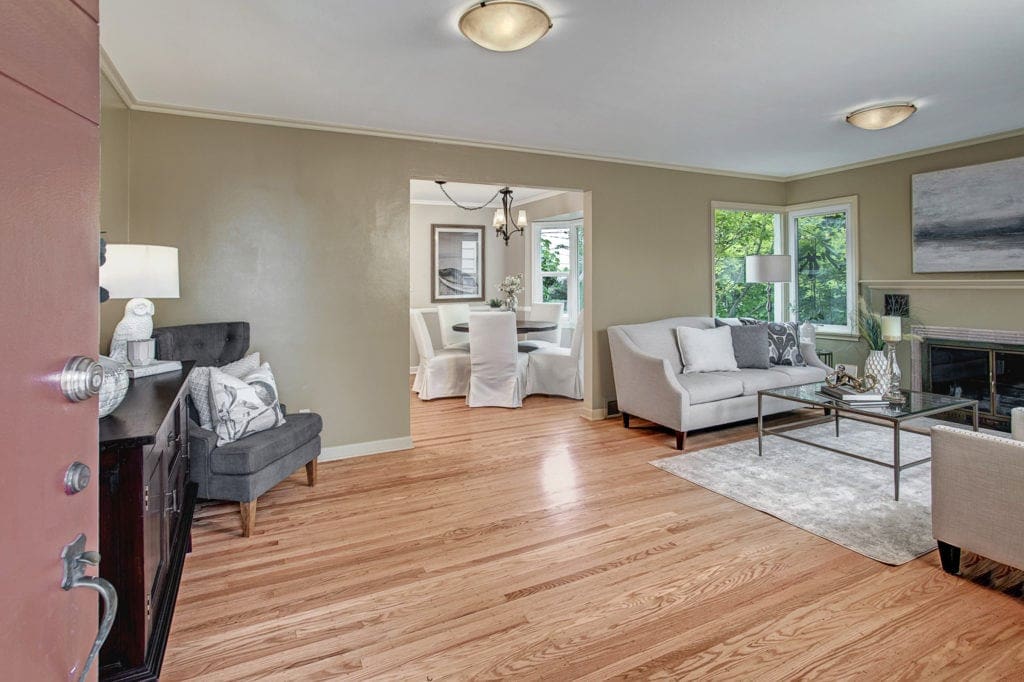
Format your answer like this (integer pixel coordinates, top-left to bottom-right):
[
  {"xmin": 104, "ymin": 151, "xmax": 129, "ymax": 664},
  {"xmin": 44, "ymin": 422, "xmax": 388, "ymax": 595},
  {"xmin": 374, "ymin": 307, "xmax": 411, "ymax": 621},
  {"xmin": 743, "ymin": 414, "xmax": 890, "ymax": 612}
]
[
  {"xmin": 745, "ymin": 255, "xmax": 791, "ymax": 283},
  {"xmin": 101, "ymin": 245, "xmax": 180, "ymax": 299}
]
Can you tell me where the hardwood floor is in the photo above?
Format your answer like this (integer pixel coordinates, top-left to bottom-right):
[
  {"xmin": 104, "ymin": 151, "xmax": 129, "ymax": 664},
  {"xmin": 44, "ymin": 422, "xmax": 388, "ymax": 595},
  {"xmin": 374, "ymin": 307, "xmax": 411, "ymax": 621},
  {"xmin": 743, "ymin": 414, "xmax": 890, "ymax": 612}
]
[{"xmin": 162, "ymin": 391, "xmax": 1024, "ymax": 680}]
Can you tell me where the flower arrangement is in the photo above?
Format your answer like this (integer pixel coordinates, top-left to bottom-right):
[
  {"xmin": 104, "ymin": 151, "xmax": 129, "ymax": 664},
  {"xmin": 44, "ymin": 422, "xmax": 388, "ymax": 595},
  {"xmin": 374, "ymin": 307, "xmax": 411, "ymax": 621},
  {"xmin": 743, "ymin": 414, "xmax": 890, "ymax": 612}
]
[
  {"xmin": 487, "ymin": 298, "xmax": 503, "ymax": 309},
  {"xmin": 499, "ymin": 273, "xmax": 524, "ymax": 312}
]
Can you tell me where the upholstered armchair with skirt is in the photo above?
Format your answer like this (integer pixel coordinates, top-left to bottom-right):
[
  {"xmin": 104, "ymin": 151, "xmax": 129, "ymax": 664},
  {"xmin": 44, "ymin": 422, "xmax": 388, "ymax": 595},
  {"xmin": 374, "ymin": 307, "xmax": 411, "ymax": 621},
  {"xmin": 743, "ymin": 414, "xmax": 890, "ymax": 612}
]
[
  {"xmin": 931, "ymin": 412, "xmax": 1024, "ymax": 575},
  {"xmin": 153, "ymin": 322, "xmax": 323, "ymax": 537}
]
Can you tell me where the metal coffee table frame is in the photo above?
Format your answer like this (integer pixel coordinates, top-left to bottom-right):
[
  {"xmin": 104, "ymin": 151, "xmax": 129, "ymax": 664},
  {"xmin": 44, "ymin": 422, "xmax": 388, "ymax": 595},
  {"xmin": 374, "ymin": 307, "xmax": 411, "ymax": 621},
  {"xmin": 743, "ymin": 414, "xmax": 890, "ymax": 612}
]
[{"xmin": 757, "ymin": 383, "xmax": 979, "ymax": 501}]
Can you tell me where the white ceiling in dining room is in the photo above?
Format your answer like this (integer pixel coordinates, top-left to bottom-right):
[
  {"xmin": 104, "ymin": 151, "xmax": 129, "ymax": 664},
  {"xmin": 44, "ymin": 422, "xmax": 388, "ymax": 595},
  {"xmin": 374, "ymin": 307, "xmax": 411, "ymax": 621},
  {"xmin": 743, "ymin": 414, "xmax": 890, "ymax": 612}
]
[{"xmin": 100, "ymin": 0, "xmax": 1024, "ymax": 178}]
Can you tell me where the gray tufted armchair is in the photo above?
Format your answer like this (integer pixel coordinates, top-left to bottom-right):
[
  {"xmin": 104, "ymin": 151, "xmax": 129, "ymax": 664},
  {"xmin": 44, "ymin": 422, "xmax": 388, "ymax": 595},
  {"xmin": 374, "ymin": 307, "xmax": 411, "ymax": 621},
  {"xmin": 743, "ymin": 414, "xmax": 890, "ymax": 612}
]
[{"xmin": 152, "ymin": 322, "xmax": 323, "ymax": 536}]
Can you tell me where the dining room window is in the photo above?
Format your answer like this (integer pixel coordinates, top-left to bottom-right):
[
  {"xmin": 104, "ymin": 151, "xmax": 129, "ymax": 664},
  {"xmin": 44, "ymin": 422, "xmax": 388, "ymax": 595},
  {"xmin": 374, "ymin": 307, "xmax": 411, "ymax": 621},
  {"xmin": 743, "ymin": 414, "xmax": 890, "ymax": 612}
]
[{"xmin": 532, "ymin": 217, "xmax": 584, "ymax": 322}]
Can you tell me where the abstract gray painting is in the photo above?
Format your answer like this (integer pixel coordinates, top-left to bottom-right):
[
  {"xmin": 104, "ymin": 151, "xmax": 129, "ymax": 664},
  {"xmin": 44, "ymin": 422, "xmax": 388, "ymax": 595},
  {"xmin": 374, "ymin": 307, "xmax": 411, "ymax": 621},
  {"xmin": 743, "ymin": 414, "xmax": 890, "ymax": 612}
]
[{"xmin": 912, "ymin": 155, "xmax": 1024, "ymax": 273}]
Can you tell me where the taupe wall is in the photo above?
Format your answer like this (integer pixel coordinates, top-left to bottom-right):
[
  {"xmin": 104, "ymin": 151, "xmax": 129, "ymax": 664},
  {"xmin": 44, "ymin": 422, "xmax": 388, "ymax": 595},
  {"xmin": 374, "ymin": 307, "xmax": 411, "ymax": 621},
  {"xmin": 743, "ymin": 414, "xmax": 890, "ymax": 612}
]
[
  {"xmin": 117, "ymin": 111, "xmax": 784, "ymax": 447},
  {"xmin": 99, "ymin": 73, "xmax": 131, "ymax": 353},
  {"xmin": 787, "ymin": 133, "xmax": 1024, "ymax": 375}
]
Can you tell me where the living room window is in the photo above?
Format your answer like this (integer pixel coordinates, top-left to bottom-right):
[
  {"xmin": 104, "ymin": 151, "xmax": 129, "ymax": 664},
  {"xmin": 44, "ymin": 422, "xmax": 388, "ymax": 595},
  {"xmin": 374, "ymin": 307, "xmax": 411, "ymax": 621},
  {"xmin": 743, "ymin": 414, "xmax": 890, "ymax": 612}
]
[
  {"xmin": 532, "ymin": 217, "xmax": 584, "ymax": 322},
  {"xmin": 712, "ymin": 197, "xmax": 858, "ymax": 334},
  {"xmin": 712, "ymin": 205, "xmax": 784, "ymax": 320},
  {"xmin": 788, "ymin": 198, "xmax": 858, "ymax": 335}
]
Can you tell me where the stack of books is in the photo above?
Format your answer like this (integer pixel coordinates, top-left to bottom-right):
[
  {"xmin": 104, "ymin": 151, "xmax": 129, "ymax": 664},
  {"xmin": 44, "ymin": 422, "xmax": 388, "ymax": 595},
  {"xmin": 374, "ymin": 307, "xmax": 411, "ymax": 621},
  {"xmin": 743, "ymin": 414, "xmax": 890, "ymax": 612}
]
[{"xmin": 818, "ymin": 384, "xmax": 889, "ymax": 407}]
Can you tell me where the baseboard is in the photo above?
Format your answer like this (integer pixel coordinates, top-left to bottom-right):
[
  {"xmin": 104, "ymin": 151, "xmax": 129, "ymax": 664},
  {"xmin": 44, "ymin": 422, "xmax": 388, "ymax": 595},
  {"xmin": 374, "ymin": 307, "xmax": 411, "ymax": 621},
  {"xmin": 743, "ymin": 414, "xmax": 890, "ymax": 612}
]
[
  {"xmin": 579, "ymin": 405, "xmax": 609, "ymax": 421},
  {"xmin": 319, "ymin": 436, "xmax": 414, "ymax": 462}
]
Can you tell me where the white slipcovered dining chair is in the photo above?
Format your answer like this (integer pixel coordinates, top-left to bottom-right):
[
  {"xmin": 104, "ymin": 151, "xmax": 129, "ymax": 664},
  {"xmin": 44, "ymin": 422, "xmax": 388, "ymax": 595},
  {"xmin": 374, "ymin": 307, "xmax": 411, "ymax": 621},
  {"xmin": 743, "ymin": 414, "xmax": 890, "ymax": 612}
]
[
  {"xmin": 437, "ymin": 303, "xmax": 470, "ymax": 350},
  {"xmin": 467, "ymin": 311, "xmax": 528, "ymax": 408},
  {"xmin": 411, "ymin": 310, "xmax": 470, "ymax": 400},
  {"xmin": 519, "ymin": 301, "xmax": 563, "ymax": 352},
  {"xmin": 526, "ymin": 310, "xmax": 585, "ymax": 399}
]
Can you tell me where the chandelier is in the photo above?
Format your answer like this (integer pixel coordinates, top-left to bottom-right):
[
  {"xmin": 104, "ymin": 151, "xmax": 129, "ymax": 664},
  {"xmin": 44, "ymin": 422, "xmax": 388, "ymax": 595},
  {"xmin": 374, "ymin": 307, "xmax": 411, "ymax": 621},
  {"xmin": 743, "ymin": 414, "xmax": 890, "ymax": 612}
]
[{"xmin": 434, "ymin": 181, "xmax": 528, "ymax": 246}]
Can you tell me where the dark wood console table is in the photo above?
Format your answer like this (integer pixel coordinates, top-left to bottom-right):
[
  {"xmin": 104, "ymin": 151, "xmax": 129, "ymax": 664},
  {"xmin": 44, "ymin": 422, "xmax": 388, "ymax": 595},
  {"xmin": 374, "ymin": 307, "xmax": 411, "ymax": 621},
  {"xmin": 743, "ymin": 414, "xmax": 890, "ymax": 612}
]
[{"xmin": 98, "ymin": 362, "xmax": 196, "ymax": 681}]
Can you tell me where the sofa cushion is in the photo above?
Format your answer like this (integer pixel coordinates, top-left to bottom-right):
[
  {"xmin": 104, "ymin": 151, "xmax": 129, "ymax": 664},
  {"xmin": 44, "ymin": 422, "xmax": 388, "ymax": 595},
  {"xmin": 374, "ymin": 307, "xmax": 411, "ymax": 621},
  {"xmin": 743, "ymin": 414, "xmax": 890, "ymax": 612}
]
[
  {"xmin": 210, "ymin": 412, "xmax": 323, "ymax": 475},
  {"xmin": 619, "ymin": 316, "xmax": 715, "ymax": 375},
  {"xmin": 708, "ymin": 368, "xmax": 793, "ymax": 395},
  {"xmin": 677, "ymin": 372, "xmax": 744, "ymax": 405},
  {"xmin": 677, "ymin": 325, "xmax": 739, "ymax": 374},
  {"xmin": 768, "ymin": 365, "xmax": 828, "ymax": 385}
]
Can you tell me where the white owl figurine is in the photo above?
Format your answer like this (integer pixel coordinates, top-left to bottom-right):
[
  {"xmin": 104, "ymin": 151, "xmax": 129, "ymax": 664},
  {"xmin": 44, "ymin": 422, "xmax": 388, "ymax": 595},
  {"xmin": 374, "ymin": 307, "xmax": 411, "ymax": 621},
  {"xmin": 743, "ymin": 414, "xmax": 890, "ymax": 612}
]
[{"xmin": 109, "ymin": 298, "xmax": 156, "ymax": 363}]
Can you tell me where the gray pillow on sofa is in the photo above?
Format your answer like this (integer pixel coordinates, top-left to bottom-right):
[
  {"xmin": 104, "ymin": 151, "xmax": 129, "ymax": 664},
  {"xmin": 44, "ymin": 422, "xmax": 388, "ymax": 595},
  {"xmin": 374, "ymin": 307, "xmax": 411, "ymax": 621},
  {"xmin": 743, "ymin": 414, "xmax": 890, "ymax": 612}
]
[{"xmin": 730, "ymin": 323, "xmax": 771, "ymax": 369}]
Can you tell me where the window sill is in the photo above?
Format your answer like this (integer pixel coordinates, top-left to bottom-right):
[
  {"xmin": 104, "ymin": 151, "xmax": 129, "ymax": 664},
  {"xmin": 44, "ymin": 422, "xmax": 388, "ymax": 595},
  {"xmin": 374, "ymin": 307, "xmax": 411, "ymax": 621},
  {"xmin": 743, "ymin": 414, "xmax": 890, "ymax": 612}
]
[{"xmin": 814, "ymin": 332, "xmax": 861, "ymax": 342}]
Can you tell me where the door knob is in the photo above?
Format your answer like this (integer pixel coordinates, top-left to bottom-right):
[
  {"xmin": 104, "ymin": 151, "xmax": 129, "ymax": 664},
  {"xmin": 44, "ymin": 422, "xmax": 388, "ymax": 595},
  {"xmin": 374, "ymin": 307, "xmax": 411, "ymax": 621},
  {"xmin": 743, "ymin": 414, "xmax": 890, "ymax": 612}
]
[
  {"xmin": 60, "ymin": 356, "xmax": 103, "ymax": 402},
  {"xmin": 61, "ymin": 534, "xmax": 118, "ymax": 682},
  {"xmin": 64, "ymin": 462, "xmax": 91, "ymax": 495}
]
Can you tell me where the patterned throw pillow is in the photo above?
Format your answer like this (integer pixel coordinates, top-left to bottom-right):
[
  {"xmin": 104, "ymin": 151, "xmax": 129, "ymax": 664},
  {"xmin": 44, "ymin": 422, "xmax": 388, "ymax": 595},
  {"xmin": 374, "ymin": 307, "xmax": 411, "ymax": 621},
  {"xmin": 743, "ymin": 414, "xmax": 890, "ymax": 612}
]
[
  {"xmin": 189, "ymin": 353, "xmax": 260, "ymax": 429},
  {"xmin": 209, "ymin": 363, "xmax": 286, "ymax": 446},
  {"xmin": 767, "ymin": 322, "xmax": 806, "ymax": 366}
]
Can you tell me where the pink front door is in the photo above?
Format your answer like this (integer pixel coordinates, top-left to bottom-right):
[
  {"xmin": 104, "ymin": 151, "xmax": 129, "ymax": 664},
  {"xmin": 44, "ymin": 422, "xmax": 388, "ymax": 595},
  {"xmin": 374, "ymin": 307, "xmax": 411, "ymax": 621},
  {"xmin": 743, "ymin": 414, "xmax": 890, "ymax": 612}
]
[{"xmin": 0, "ymin": 1, "xmax": 102, "ymax": 678}]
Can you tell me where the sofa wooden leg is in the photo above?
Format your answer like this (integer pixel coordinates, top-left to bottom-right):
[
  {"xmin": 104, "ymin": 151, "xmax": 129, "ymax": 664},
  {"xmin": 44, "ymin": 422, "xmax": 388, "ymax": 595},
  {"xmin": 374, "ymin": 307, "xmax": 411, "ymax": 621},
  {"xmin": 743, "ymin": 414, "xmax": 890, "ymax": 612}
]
[
  {"xmin": 306, "ymin": 458, "xmax": 318, "ymax": 487},
  {"xmin": 938, "ymin": 541, "xmax": 961, "ymax": 574},
  {"xmin": 622, "ymin": 412, "xmax": 630, "ymax": 428},
  {"xmin": 675, "ymin": 431, "xmax": 687, "ymax": 450},
  {"xmin": 240, "ymin": 499, "xmax": 257, "ymax": 537}
]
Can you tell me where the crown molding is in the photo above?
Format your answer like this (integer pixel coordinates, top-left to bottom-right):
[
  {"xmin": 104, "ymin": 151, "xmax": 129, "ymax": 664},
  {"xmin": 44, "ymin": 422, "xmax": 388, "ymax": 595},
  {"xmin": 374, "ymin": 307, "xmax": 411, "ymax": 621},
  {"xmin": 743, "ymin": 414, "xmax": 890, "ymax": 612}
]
[
  {"xmin": 785, "ymin": 127, "xmax": 1024, "ymax": 181},
  {"xmin": 97, "ymin": 52, "xmax": 1024, "ymax": 184},
  {"xmin": 100, "ymin": 47, "xmax": 137, "ymax": 108}
]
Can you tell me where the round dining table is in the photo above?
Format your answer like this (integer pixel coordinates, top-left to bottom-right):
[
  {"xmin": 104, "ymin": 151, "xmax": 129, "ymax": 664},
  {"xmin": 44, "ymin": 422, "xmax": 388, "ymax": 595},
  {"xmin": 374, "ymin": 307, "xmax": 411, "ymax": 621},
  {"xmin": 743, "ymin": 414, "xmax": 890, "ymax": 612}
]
[{"xmin": 451, "ymin": 320, "xmax": 557, "ymax": 334}]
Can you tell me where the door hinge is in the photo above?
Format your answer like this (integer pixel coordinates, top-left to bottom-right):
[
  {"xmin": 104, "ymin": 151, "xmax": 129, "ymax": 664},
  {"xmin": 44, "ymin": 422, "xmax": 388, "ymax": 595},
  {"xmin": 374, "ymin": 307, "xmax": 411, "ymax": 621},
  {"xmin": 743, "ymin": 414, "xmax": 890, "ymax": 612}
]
[
  {"xmin": 144, "ymin": 484, "xmax": 150, "ymax": 511},
  {"xmin": 146, "ymin": 594, "xmax": 152, "ymax": 617}
]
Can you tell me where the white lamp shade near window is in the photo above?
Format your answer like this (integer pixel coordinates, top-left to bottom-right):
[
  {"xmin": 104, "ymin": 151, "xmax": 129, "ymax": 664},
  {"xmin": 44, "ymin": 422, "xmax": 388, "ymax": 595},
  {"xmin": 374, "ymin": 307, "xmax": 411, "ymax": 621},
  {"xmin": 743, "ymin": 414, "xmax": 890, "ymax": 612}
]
[
  {"xmin": 101, "ymin": 244, "xmax": 180, "ymax": 299},
  {"xmin": 493, "ymin": 209, "xmax": 504, "ymax": 228},
  {"xmin": 745, "ymin": 254, "xmax": 791, "ymax": 283},
  {"xmin": 517, "ymin": 209, "xmax": 528, "ymax": 226}
]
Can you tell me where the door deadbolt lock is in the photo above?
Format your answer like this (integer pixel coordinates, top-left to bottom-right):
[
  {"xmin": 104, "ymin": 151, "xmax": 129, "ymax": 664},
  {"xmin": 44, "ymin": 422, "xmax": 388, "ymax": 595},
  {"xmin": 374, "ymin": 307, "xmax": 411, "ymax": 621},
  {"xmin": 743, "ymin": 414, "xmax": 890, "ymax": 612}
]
[
  {"xmin": 60, "ymin": 356, "xmax": 103, "ymax": 402},
  {"xmin": 64, "ymin": 462, "xmax": 91, "ymax": 495}
]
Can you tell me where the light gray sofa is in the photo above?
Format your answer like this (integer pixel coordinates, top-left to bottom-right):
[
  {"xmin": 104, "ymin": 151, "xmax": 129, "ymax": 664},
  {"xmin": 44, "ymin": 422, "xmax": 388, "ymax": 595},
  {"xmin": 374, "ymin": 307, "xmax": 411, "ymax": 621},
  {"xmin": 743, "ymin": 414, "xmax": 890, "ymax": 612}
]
[{"xmin": 607, "ymin": 316, "xmax": 830, "ymax": 449}]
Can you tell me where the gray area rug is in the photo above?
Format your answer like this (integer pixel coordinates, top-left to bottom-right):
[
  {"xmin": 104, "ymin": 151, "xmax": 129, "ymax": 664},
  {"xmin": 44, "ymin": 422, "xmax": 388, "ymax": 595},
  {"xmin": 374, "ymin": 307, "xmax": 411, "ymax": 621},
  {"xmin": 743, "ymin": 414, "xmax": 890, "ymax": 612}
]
[{"xmin": 652, "ymin": 419, "xmax": 950, "ymax": 565}]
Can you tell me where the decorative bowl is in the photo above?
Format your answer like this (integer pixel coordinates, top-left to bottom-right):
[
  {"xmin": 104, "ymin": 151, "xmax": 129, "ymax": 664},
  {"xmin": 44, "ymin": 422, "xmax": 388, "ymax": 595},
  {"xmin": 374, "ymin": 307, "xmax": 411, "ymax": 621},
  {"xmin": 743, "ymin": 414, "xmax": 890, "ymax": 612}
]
[{"xmin": 98, "ymin": 355, "xmax": 129, "ymax": 418}]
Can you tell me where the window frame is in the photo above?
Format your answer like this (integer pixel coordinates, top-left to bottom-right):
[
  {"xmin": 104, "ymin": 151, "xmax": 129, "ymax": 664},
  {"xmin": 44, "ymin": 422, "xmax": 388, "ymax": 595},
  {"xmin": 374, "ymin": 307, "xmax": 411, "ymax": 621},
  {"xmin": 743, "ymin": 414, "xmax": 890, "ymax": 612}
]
[
  {"xmin": 709, "ymin": 202, "xmax": 785, "ymax": 322},
  {"xmin": 531, "ymin": 217, "xmax": 584, "ymax": 323},
  {"xmin": 786, "ymin": 196, "xmax": 859, "ymax": 336},
  {"xmin": 709, "ymin": 197, "xmax": 858, "ymax": 335}
]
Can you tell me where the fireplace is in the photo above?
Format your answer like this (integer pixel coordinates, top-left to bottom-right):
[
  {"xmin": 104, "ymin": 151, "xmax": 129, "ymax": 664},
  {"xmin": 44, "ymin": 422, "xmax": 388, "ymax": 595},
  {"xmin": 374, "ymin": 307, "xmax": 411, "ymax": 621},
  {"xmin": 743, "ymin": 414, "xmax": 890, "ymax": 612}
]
[{"xmin": 913, "ymin": 326, "xmax": 1024, "ymax": 431}]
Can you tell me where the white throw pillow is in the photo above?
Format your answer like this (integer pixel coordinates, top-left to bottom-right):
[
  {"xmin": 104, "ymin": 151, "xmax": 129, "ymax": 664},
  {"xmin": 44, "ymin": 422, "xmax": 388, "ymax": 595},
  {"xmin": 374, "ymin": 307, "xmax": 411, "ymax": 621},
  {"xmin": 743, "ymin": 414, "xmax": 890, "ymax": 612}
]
[
  {"xmin": 189, "ymin": 352, "xmax": 260, "ymax": 429},
  {"xmin": 676, "ymin": 325, "xmax": 739, "ymax": 374},
  {"xmin": 209, "ymin": 363, "xmax": 286, "ymax": 446}
]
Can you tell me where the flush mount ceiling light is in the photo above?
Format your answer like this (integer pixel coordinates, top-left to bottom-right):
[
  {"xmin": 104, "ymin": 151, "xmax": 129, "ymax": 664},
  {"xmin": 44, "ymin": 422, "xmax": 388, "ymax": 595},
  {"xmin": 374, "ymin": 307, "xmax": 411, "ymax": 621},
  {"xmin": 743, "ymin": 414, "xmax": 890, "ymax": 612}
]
[
  {"xmin": 459, "ymin": 0, "xmax": 552, "ymax": 52},
  {"xmin": 846, "ymin": 103, "xmax": 918, "ymax": 130}
]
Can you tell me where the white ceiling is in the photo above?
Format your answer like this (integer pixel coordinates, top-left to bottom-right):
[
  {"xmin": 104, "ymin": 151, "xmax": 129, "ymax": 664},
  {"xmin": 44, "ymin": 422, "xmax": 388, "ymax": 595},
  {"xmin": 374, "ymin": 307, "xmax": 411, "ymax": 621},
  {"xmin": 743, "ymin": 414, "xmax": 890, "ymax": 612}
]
[
  {"xmin": 409, "ymin": 180, "xmax": 563, "ymax": 206},
  {"xmin": 100, "ymin": 0, "xmax": 1024, "ymax": 178}
]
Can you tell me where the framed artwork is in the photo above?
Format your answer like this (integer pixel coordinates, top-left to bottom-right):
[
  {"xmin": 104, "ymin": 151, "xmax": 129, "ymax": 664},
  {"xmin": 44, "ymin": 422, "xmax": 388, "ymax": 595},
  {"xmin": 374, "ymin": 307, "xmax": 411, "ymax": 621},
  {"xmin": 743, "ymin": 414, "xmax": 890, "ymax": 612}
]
[
  {"xmin": 912, "ymin": 155, "xmax": 1024, "ymax": 273},
  {"xmin": 431, "ymin": 224, "xmax": 485, "ymax": 302}
]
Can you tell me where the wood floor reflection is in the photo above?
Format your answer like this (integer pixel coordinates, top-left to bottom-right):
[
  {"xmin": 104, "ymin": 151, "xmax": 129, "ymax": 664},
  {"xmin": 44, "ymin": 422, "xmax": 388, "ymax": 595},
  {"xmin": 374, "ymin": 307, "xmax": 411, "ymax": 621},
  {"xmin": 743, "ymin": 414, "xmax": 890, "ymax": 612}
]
[{"xmin": 161, "ymin": 389, "xmax": 1024, "ymax": 680}]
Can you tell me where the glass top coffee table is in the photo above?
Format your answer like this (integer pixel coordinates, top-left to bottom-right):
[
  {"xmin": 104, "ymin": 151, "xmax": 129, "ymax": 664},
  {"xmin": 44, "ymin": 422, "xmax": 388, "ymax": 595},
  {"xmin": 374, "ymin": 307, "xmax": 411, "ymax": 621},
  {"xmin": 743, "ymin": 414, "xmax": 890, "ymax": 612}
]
[{"xmin": 757, "ymin": 382, "xmax": 979, "ymax": 501}]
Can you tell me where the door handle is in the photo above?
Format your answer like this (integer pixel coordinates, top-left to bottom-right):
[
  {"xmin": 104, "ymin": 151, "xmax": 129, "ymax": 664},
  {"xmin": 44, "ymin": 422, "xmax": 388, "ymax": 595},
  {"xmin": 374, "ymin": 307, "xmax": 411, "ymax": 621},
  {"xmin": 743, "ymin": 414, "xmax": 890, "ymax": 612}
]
[
  {"xmin": 61, "ymin": 533, "xmax": 118, "ymax": 682},
  {"xmin": 60, "ymin": 356, "xmax": 103, "ymax": 402}
]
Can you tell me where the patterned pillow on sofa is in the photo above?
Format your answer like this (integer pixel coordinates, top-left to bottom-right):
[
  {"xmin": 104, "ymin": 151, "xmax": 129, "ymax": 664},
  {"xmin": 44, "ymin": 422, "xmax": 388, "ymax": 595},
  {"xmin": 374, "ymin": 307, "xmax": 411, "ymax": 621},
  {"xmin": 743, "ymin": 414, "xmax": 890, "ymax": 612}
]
[{"xmin": 767, "ymin": 322, "xmax": 806, "ymax": 366}]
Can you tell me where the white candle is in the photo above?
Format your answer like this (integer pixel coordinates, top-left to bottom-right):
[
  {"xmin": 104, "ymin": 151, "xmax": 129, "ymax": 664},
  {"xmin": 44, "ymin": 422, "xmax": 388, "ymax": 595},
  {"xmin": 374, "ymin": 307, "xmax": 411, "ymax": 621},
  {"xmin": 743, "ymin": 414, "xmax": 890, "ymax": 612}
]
[{"xmin": 881, "ymin": 315, "xmax": 902, "ymax": 342}]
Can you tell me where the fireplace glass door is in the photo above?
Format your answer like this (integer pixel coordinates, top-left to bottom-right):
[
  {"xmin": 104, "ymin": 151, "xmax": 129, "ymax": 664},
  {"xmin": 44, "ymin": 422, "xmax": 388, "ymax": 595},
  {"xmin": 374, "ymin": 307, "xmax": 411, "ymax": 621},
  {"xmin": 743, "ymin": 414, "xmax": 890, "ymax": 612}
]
[
  {"xmin": 928, "ymin": 346, "xmax": 991, "ymax": 413},
  {"xmin": 995, "ymin": 351, "xmax": 1024, "ymax": 417}
]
